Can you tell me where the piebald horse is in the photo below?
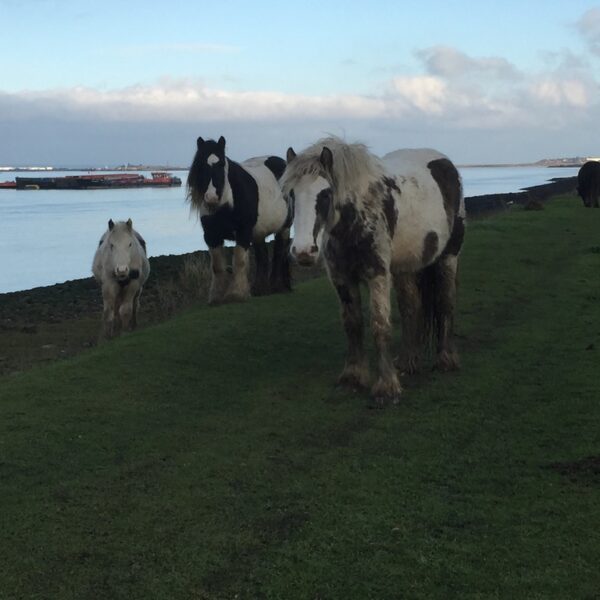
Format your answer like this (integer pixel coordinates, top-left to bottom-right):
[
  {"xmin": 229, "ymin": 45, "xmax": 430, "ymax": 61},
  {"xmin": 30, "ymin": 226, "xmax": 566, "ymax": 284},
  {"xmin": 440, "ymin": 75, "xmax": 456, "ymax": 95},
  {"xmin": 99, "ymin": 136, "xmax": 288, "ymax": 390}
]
[
  {"xmin": 282, "ymin": 137, "xmax": 465, "ymax": 407},
  {"xmin": 187, "ymin": 136, "xmax": 292, "ymax": 304}
]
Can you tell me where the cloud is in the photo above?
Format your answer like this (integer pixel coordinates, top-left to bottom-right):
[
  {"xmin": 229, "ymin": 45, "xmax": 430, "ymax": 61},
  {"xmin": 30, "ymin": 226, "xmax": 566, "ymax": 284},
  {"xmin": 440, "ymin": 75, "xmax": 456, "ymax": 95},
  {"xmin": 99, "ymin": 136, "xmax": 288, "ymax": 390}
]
[
  {"xmin": 416, "ymin": 45, "xmax": 522, "ymax": 80},
  {"xmin": 2, "ymin": 39, "xmax": 600, "ymax": 165},
  {"xmin": 576, "ymin": 7, "xmax": 600, "ymax": 55}
]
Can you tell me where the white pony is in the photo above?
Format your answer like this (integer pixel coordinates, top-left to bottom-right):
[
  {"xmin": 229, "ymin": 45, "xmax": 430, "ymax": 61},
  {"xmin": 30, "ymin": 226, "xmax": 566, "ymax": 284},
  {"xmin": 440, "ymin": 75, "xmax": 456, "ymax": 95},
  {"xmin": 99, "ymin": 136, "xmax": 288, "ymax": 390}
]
[
  {"xmin": 92, "ymin": 219, "xmax": 150, "ymax": 337},
  {"xmin": 283, "ymin": 137, "xmax": 465, "ymax": 407}
]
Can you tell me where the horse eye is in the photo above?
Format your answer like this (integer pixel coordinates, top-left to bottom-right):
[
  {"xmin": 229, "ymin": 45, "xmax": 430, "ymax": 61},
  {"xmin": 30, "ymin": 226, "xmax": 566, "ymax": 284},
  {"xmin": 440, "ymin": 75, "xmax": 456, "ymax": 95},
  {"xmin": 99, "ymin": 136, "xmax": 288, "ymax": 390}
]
[
  {"xmin": 110, "ymin": 243, "xmax": 114, "ymax": 250},
  {"xmin": 129, "ymin": 242, "xmax": 132, "ymax": 247}
]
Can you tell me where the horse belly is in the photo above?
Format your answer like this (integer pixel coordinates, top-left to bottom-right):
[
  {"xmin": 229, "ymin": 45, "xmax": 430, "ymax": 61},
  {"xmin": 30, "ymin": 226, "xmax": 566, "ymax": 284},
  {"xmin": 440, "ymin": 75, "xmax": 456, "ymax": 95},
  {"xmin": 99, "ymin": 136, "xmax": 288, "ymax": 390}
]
[
  {"xmin": 246, "ymin": 164, "xmax": 288, "ymax": 240},
  {"xmin": 390, "ymin": 188, "xmax": 450, "ymax": 273}
]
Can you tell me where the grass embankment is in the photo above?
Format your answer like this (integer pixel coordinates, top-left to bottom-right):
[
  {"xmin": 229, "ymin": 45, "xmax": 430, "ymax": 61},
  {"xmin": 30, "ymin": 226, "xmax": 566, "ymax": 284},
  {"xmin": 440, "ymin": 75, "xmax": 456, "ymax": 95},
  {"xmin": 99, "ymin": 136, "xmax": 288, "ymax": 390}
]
[{"xmin": 1, "ymin": 196, "xmax": 600, "ymax": 599}]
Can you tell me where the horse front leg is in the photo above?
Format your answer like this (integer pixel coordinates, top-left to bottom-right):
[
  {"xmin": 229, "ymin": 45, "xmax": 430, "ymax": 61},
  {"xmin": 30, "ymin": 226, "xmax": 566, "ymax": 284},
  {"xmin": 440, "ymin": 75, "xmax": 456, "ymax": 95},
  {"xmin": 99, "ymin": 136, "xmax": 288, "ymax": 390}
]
[
  {"xmin": 225, "ymin": 245, "xmax": 251, "ymax": 302},
  {"xmin": 252, "ymin": 240, "xmax": 270, "ymax": 296},
  {"xmin": 434, "ymin": 255, "xmax": 460, "ymax": 371},
  {"xmin": 208, "ymin": 245, "xmax": 229, "ymax": 305},
  {"xmin": 101, "ymin": 283, "xmax": 117, "ymax": 339},
  {"xmin": 368, "ymin": 273, "xmax": 402, "ymax": 407},
  {"xmin": 333, "ymin": 278, "xmax": 369, "ymax": 390}
]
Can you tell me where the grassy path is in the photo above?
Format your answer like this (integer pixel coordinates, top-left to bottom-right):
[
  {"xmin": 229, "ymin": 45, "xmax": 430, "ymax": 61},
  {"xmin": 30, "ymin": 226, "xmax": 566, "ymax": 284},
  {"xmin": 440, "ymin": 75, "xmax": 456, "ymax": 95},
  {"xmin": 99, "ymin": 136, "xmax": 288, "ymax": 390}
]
[{"xmin": 1, "ymin": 197, "xmax": 600, "ymax": 599}]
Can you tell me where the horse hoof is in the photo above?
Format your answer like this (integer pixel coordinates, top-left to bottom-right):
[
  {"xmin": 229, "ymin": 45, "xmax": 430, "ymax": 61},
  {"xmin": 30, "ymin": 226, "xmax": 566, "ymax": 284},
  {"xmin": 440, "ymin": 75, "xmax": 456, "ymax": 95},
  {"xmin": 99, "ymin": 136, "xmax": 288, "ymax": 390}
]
[
  {"xmin": 337, "ymin": 367, "xmax": 369, "ymax": 391},
  {"xmin": 394, "ymin": 355, "xmax": 420, "ymax": 375},
  {"xmin": 224, "ymin": 291, "xmax": 249, "ymax": 304},
  {"xmin": 370, "ymin": 378, "xmax": 402, "ymax": 407},
  {"xmin": 435, "ymin": 351, "xmax": 460, "ymax": 372}
]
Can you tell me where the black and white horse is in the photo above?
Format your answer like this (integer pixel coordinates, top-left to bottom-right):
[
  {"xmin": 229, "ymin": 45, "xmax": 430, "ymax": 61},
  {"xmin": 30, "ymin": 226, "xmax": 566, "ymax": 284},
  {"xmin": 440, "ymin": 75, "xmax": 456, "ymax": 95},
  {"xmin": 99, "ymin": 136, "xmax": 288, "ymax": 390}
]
[
  {"xmin": 187, "ymin": 136, "xmax": 292, "ymax": 304},
  {"xmin": 282, "ymin": 137, "xmax": 465, "ymax": 407}
]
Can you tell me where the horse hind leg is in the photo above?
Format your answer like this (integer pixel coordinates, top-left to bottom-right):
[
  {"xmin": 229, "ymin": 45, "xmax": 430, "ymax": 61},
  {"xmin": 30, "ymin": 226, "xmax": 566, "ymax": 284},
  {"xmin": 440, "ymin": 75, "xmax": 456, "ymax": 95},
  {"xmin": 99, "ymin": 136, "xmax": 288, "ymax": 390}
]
[
  {"xmin": 270, "ymin": 229, "xmax": 292, "ymax": 293},
  {"xmin": 393, "ymin": 271, "xmax": 423, "ymax": 375},
  {"xmin": 252, "ymin": 240, "xmax": 270, "ymax": 296},
  {"xmin": 432, "ymin": 255, "xmax": 460, "ymax": 371}
]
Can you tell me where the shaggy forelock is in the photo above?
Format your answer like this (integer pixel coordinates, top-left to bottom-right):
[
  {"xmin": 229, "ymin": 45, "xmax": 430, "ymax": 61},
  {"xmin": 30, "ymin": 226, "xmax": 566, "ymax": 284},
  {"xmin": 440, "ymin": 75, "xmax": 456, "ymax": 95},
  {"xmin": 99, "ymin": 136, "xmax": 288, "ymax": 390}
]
[{"xmin": 282, "ymin": 136, "xmax": 385, "ymax": 201}]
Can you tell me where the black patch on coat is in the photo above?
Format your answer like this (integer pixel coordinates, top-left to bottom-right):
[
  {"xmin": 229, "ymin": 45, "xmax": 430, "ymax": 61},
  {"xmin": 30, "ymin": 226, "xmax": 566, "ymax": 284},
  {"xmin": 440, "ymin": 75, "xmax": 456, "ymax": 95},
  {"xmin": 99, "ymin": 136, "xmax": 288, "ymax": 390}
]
[
  {"xmin": 577, "ymin": 161, "xmax": 600, "ymax": 208},
  {"xmin": 134, "ymin": 232, "xmax": 147, "ymax": 254},
  {"xmin": 335, "ymin": 283, "xmax": 353, "ymax": 305},
  {"xmin": 442, "ymin": 216, "xmax": 465, "ymax": 256},
  {"xmin": 198, "ymin": 158, "xmax": 259, "ymax": 249},
  {"xmin": 263, "ymin": 156, "xmax": 286, "ymax": 181},
  {"xmin": 316, "ymin": 188, "xmax": 333, "ymax": 220},
  {"xmin": 326, "ymin": 202, "xmax": 386, "ymax": 277},
  {"xmin": 422, "ymin": 231, "xmax": 439, "ymax": 265},
  {"xmin": 427, "ymin": 158, "xmax": 462, "ymax": 221},
  {"xmin": 368, "ymin": 177, "xmax": 399, "ymax": 237}
]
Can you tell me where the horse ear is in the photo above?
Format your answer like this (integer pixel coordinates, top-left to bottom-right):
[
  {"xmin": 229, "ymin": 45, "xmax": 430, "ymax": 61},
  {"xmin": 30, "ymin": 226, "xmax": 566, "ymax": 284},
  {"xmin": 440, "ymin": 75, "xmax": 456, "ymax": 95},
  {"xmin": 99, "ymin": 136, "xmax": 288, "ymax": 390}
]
[
  {"xmin": 197, "ymin": 136, "xmax": 204, "ymax": 149},
  {"xmin": 108, "ymin": 219, "xmax": 114, "ymax": 230},
  {"xmin": 126, "ymin": 218, "xmax": 132, "ymax": 230},
  {"xmin": 218, "ymin": 136, "xmax": 226, "ymax": 154},
  {"xmin": 320, "ymin": 147, "xmax": 333, "ymax": 172},
  {"xmin": 286, "ymin": 147, "xmax": 297, "ymax": 164}
]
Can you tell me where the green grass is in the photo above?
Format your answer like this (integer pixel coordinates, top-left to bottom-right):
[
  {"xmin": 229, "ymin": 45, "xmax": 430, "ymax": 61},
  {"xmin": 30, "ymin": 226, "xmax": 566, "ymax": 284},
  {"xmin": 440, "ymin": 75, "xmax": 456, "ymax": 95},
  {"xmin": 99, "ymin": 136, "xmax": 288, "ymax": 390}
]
[{"xmin": 2, "ymin": 196, "xmax": 600, "ymax": 599}]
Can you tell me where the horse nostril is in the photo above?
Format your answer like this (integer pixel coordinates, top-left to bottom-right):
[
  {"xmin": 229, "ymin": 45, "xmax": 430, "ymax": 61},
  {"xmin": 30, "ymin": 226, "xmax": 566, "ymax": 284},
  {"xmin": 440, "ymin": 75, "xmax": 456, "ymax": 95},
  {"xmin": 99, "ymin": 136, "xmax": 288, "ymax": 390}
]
[
  {"xmin": 310, "ymin": 245, "xmax": 318, "ymax": 253},
  {"xmin": 291, "ymin": 246, "xmax": 297, "ymax": 255}
]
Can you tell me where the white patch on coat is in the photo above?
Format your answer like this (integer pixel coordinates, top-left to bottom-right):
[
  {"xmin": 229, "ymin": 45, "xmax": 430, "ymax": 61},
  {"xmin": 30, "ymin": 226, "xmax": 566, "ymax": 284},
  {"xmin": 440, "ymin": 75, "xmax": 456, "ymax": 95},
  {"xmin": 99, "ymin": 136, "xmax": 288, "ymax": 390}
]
[
  {"xmin": 207, "ymin": 154, "xmax": 219, "ymax": 165},
  {"xmin": 240, "ymin": 156, "xmax": 289, "ymax": 240}
]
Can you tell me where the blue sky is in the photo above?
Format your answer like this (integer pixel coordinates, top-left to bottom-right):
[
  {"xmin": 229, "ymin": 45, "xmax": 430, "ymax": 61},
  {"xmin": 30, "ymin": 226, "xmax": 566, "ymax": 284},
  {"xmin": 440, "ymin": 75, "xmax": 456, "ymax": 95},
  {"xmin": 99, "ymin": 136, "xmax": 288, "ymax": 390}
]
[{"xmin": 2, "ymin": 0, "xmax": 600, "ymax": 165}]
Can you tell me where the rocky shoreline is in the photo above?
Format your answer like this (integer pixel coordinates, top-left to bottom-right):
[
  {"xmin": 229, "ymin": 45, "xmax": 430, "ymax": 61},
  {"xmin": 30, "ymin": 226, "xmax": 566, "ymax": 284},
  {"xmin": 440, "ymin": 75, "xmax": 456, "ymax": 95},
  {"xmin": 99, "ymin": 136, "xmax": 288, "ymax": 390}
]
[{"xmin": 0, "ymin": 176, "xmax": 578, "ymax": 375}]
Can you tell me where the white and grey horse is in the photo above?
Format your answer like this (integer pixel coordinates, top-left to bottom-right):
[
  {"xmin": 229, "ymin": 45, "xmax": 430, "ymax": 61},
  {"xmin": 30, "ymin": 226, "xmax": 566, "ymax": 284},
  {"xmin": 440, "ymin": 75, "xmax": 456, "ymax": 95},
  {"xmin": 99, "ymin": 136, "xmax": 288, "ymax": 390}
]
[
  {"xmin": 282, "ymin": 137, "xmax": 465, "ymax": 406},
  {"xmin": 92, "ymin": 219, "xmax": 150, "ymax": 338},
  {"xmin": 187, "ymin": 136, "xmax": 293, "ymax": 304}
]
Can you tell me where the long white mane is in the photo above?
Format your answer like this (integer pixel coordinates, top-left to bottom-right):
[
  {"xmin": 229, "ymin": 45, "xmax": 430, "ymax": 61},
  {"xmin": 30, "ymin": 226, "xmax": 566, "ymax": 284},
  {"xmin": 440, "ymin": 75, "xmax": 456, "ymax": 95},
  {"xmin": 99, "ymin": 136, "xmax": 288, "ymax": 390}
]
[{"xmin": 282, "ymin": 136, "xmax": 386, "ymax": 202}]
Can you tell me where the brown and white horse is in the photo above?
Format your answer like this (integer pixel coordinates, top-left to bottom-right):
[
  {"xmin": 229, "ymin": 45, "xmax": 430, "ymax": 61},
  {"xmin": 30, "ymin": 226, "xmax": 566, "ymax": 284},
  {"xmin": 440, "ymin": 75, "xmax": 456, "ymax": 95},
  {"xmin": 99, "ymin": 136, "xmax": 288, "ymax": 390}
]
[{"xmin": 282, "ymin": 137, "xmax": 465, "ymax": 407}]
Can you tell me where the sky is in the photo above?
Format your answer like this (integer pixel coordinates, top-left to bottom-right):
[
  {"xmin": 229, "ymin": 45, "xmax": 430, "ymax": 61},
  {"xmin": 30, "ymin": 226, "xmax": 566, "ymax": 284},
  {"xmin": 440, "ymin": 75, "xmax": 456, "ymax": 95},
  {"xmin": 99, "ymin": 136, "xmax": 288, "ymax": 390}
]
[{"xmin": 2, "ymin": 0, "xmax": 600, "ymax": 166}]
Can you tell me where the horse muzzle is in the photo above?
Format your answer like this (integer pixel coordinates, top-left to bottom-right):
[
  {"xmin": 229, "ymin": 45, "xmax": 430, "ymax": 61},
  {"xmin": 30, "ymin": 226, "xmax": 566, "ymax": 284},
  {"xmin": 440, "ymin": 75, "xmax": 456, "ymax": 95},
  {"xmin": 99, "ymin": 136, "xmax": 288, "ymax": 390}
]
[{"xmin": 291, "ymin": 245, "xmax": 319, "ymax": 267}]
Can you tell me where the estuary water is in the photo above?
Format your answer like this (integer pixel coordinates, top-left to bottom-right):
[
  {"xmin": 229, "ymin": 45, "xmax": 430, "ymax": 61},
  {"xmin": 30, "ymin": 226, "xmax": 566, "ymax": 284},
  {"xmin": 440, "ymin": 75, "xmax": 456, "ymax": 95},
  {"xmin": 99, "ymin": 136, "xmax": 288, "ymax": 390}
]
[{"xmin": 0, "ymin": 166, "xmax": 579, "ymax": 293}]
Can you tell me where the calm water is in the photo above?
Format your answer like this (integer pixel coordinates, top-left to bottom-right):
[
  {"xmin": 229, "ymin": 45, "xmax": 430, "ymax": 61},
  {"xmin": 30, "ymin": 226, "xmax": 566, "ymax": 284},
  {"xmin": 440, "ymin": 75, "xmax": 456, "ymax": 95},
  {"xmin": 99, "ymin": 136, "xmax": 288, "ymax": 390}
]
[{"xmin": 0, "ymin": 165, "xmax": 579, "ymax": 293}]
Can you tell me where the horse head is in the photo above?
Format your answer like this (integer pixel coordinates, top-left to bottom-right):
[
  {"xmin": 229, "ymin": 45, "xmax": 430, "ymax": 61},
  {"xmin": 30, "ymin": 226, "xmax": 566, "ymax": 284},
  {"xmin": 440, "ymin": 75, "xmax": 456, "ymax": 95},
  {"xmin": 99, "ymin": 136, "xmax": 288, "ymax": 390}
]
[
  {"xmin": 284, "ymin": 146, "xmax": 331, "ymax": 267},
  {"xmin": 104, "ymin": 218, "xmax": 141, "ymax": 282},
  {"xmin": 187, "ymin": 135, "xmax": 229, "ymax": 210}
]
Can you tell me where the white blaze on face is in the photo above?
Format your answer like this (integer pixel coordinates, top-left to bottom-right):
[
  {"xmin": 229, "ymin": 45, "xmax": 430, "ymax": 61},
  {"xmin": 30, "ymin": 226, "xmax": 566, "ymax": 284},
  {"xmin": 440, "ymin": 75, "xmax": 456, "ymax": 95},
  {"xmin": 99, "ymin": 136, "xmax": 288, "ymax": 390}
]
[
  {"xmin": 204, "ymin": 153, "xmax": 221, "ymax": 205},
  {"xmin": 291, "ymin": 175, "xmax": 329, "ymax": 263}
]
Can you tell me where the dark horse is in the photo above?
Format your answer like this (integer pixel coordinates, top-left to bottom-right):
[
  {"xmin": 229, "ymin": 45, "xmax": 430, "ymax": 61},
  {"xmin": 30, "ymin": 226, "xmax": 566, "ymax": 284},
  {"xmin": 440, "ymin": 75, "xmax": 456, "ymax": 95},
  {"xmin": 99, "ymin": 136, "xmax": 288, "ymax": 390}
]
[
  {"xmin": 283, "ymin": 137, "xmax": 465, "ymax": 407},
  {"xmin": 577, "ymin": 161, "xmax": 600, "ymax": 208},
  {"xmin": 187, "ymin": 136, "xmax": 292, "ymax": 304}
]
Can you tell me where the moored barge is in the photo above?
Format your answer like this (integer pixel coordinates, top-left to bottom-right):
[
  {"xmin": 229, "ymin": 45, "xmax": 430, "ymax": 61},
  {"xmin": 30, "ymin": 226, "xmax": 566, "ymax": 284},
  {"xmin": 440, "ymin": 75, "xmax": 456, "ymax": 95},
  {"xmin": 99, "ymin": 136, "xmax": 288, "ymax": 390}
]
[{"xmin": 4, "ymin": 172, "xmax": 182, "ymax": 190}]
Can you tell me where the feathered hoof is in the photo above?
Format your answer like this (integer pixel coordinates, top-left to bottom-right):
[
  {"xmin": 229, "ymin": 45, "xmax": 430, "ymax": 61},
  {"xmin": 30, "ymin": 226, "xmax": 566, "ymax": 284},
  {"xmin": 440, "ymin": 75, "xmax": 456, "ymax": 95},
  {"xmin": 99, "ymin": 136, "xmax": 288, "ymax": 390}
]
[
  {"xmin": 369, "ymin": 377, "xmax": 402, "ymax": 408},
  {"xmin": 223, "ymin": 290, "xmax": 250, "ymax": 303},
  {"xmin": 336, "ymin": 365, "xmax": 370, "ymax": 391},
  {"xmin": 207, "ymin": 295, "xmax": 225, "ymax": 306},
  {"xmin": 394, "ymin": 354, "xmax": 420, "ymax": 375},
  {"xmin": 435, "ymin": 350, "xmax": 460, "ymax": 372}
]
